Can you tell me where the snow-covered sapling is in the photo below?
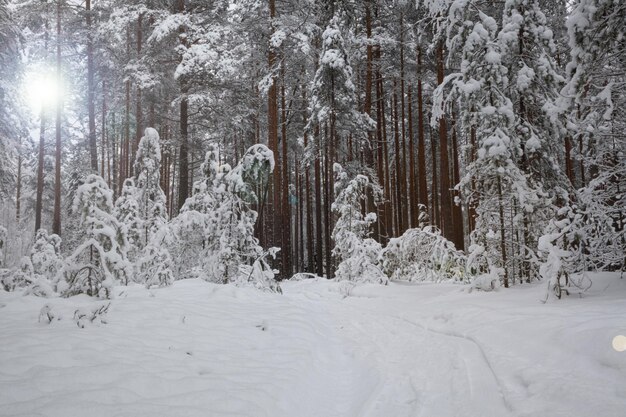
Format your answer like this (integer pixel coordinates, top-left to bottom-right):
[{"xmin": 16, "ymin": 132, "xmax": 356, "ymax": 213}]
[
  {"xmin": 59, "ymin": 175, "xmax": 131, "ymax": 298},
  {"xmin": 331, "ymin": 164, "xmax": 386, "ymax": 284}
]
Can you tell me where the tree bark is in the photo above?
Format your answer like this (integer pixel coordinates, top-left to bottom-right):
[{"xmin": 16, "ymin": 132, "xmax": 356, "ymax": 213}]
[
  {"xmin": 280, "ymin": 62, "xmax": 291, "ymax": 277},
  {"xmin": 35, "ymin": 109, "xmax": 46, "ymax": 234},
  {"xmin": 323, "ymin": 124, "xmax": 332, "ymax": 278},
  {"xmin": 16, "ymin": 144, "xmax": 22, "ymax": 223},
  {"xmin": 416, "ymin": 44, "xmax": 429, "ymax": 210},
  {"xmin": 101, "ymin": 80, "xmax": 107, "ymax": 180},
  {"xmin": 134, "ymin": 13, "xmax": 143, "ymax": 175},
  {"xmin": 268, "ymin": 0, "xmax": 282, "ymax": 268},
  {"xmin": 364, "ymin": 0, "xmax": 378, "ymax": 240},
  {"xmin": 451, "ymin": 112, "xmax": 464, "ymax": 250},
  {"xmin": 375, "ymin": 67, "xmax": 385, "ymax": 241},
  {"xmin": 431, "ymin": 126, "xmax": 440, "ymax": 228},
  {"xmin": 399, "ymin": 13, "xmax": 408, "ymax": 232},
  {"xmin": 497, "ymin": 176, "xmax": 509, "ymax": 288},
  {"xmin": 303, "ymin": 87, "xmax": 314, "ymax": 273},
  {"xmin": 314, "ymin": 134, "xmax": 323, "ymax": 277},
  {"xmin": 86, "ymin": 0, "xmax": 97, "ymax": 173},
  {"xmin": 437, "ymin": 42, "xmax": 452, "ymax": 241},
  {"xmin": 177, "ymin": 0, "xmax": 189, "ymax": 211},
  {"xmin": 407, "ymin": 84, "xmax": 417, "ymax": 228},
  {"xmin": 53, "ymin": 0, "xmax": 62, "ymax": 236},
  {"xmin": 392, "ymin": 79, "xmax": 403, "ymax": 234}
]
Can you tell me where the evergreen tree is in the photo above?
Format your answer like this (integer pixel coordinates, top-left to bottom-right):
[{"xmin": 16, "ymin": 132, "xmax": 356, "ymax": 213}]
[
  {"xmin": 30, "ymin": 228, "xmax": 62, "ymax": 283},
  {"xmin": 331, "ymin": 164, "xmax": 386, "ymax": 284},
  {"xmin": 435, "ymin": 8, "xmax": 539, "ymax": 287},
  {"xmin": 134, "ymin": 127, "xmax": 168, "ymax": 246},
  {"xmin": 560, "ymin": 0, "xmax": 625, "ymax": 272},
  {"xmin": 113, "ymin": 178, "xmax": 141, "ymax": 264},
  {"xmin": 58, "ymin": 174, "xmax": 130, "ymax": 298}
]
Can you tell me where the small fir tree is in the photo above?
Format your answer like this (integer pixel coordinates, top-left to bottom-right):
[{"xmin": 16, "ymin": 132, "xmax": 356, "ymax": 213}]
[
  {"xmin": 331, "ymin": 164, "xmax": 386, "ymax": 284},
  {"xmin": 59, "ymin": 175, "xmax": 131, "ymax": 298}
]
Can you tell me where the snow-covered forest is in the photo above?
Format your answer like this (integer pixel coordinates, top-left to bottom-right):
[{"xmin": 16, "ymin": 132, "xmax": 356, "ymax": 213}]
[{"xmin": 0, "ymin": 0, "xmax": 625, "ymax": 415}]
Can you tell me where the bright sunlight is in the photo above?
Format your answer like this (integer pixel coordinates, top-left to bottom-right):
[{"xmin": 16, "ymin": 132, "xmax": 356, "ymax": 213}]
[{"xmin": 23, "ymin": 71, "xmax": 63, "ymax": 115}]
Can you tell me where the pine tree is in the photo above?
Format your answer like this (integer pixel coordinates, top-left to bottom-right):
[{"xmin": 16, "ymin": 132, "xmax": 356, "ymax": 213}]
[
  {"xmin": 560, "ymin": 0, "xmax": 626, "ymax": 272},
  {"xmin": 134, "ymin": 127, "xmax": 168, "ymax": 246},
  {"xmin": 434, "ymin": 9, "xmax": 539, "ymax": 287}
]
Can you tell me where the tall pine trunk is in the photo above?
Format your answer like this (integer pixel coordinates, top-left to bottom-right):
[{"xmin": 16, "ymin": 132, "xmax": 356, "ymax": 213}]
[
  {"xmin": 177, "ymin": 0, "xmax": 189, "ymax": 211},
  {"xmin": 53, "ymin": 0, "xmax": 62, "ymax": 236},
  {"xmin": 16, "ymin": 143, "xmax": 22, "ymax": 223},
  {"xmin": 35, "ymin": 109, "xmax": 45, "ymax": 234},
  {"xmin": 437, "ymin": 42, "xmax": 452, "ymax": 242},
  {"xmin": 134, "ymin": 14, "xmax": 143, "ymax": 175},
  {"xmin": 416, "ymin": 44, "xmax": 428, "ymax": 210},
  {"xmin": 86, "ymin": 0, "xmax": 97, "ymax": 173},
  {"xmin": 268, "ymin": 0, "xmax": 282, "ymax": 272},
  {"xmin": 280, "ymin": 62, "xmax": 291, "ymax": 277},
  {"xmin": 399, "ymin": 13, "xmax": 408, "ymax": 232}
]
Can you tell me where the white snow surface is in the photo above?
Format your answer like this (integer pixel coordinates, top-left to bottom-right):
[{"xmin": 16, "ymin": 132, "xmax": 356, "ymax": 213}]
[{"xmin": 1, "ymin": 273, "xmax": 625, "ymax": 417}]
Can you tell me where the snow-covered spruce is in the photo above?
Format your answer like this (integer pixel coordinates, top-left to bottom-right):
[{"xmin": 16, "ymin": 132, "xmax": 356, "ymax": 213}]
[
  {"xmin": 113, "ymin": 178, "xmax": 142, "ymax": 266},
  {"xmin": 58, "ymin": 175, "xmax": 131, "ymax": 299},
  {"xmin": 432, "ymin": 6, "xmax": 541, "ymax": 287},
  {"xmin": 171, "ymin": 143, "xmax": 280, "ymax": 292},
  {"xmin": 331, "ymin": 163, "xmax": 386, "ymax": 284},
  {"xmin": 134, "ymin": 127, "xmax": 168, "ymax": 248},
  {"xmin": 558, "ymin": 0, "xmax": 626, "ymax": 274},
  {"xmin": 131, "ymin": 128, "xmax": 174, "ymax": 288},
  {"xmin": 30, "ymin": 229, "xmax": 62, "ymax": 284}
]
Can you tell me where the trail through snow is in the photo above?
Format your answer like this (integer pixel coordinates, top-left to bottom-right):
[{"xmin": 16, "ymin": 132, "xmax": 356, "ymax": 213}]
[{"xmin": 1, "ymin": 273, "xmax": 625, "ymax": 417}]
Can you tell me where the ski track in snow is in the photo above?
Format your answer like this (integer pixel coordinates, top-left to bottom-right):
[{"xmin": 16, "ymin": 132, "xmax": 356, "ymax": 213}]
[{"xmin": 1, "ymin": 273, "xmax": 626, "ymax": 417}]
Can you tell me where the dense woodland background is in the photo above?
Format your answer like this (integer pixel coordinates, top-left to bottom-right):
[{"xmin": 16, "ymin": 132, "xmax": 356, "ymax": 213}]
[{"xmin": 0, "ymin": 0, "xmax": 623, "ymax": 290}]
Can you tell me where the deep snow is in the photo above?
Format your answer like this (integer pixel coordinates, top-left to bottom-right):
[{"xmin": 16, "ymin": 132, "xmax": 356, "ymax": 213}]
[{"xmin": 1, "ymin": 273, "xmax": 625, "ymax": 417}]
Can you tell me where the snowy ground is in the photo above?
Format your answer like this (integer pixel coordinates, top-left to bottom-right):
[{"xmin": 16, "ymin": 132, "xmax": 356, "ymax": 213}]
[{"xmin": 1, "ymin": 273, "xmax": 625, "ymax": 417}]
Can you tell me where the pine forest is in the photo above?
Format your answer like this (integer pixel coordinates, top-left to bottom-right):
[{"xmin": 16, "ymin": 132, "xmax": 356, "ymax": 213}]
[{"xmin": 0, "ymin": 1, "xmax": 625, "ymax": 415}]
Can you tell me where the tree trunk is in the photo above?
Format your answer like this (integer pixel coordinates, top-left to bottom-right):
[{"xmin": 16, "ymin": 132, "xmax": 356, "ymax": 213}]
[
  {"xmin": 431, "ymin": 127, "xmax": 440, "ymax": 228},
  {"xmin": 399, "ymin": 13, "xmax": 408, "ymax": 232},
  {"xmin": 176, "ymin": 0, "xmax": 188, "ymax": 211},
  {"xmin": 294, "ymin": 159, "xmax": 300, "ymax": 272},
  {"xmin": 451, "ymin": 112, "xmax": 464, "ymax": 250},
  {"xmin": 302, "ymin": 87, "xmax": 314, "ymax": 272},
  {"xmin": 112, "ymin": 111, "xmax": 118, "ymax": 198},
  {"xmin": 437, "ymin": 42, "xmax": 452, "ymax": 242},
  {"xmin": 324, "ymin": 126, "xmax": 332, "ymax": 278},
  {"xmin": 280, "ymin": 62, "xmax": 291, "ymax": 277},
  {"xmin": 392, "ymin": 79, "xmax": 403, "ymax": 234},
  {"xmin": 314, "ymin": 139, "xmax": 323, "ymax": 277},
  {"xmin": 16, "ymin": 143, "xmax": 22, "ymax": 223},
  {"xmin": 35, "ymin": 109, "xmax": 46, "ymax": 234},
  {"xmin": 416, "ymin": 44, "xmax": 429, "ymax": 211},
  {"xmin": 380, "ymin": 77, "xmax": 392, "ymax": 239},
  {"xmin": 53, "ymin": 0, "xmax": 62, "ymax": 236},
  {"xmin": 407, "ymin": 84, "xmax": 417, "ymax": 228},
  {"xmin": 268, "ymin": 0, "xmax": 282, "ymax": 267},
  {"xmin": 86, "ymin": 0, "xmax": 97, "ymax": 173},
  {"xmin": 364, "ymin": 0, "xmax": 377, "ymax": 240},
  {"xmin": 134, "ymin": 13, "xmax": 143, "ymax": 174},
  {"xmin": 564, "ymin": 135, "xmax": 574, "ymax": 185},
  {"xmin": 375, "ymin": 68, "xmax": 385, "ymax": 241},
  {"xmin": 497, "ymin": 176, "xmax": 509, "ymax": 288},
  {"xmin": 101, "ymin": 80, "xmax": 107, "ymax": 180}
]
